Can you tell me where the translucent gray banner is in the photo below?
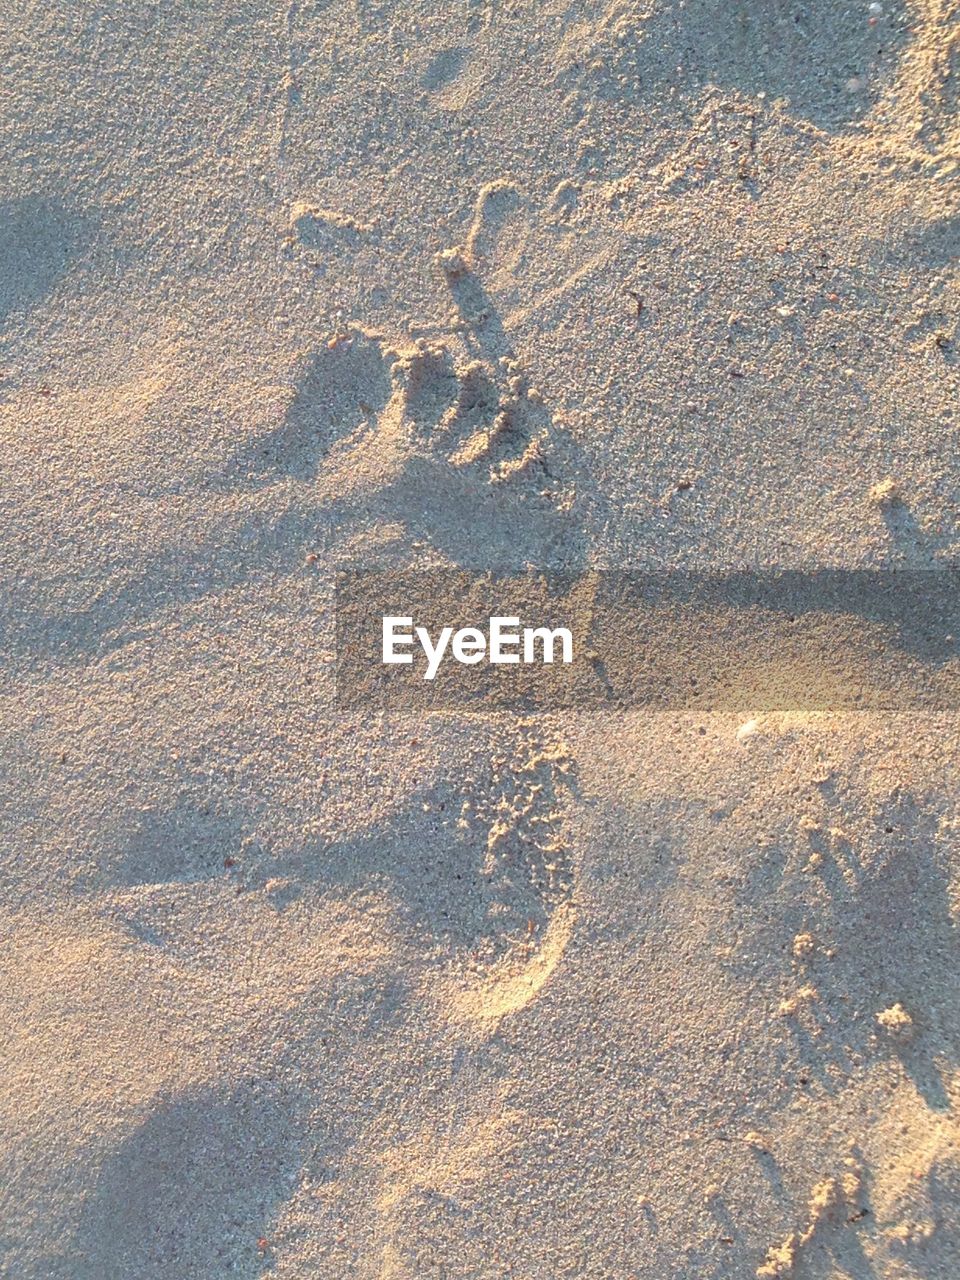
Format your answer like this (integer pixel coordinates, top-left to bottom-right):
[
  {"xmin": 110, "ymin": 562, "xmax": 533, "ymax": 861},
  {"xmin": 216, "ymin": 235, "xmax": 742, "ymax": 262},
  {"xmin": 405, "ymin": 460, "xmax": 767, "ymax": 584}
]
[{"xmin": 334, "ymin": 570, "xmax": 960, "ymax": 710}]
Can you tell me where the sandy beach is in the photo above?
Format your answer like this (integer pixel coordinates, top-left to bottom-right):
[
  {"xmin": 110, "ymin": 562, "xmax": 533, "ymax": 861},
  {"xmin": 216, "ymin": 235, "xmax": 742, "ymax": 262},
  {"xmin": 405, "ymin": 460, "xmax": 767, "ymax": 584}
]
[{"xmin": 1, "ymin": 1, "xmax": 959, "ymax": 1276}]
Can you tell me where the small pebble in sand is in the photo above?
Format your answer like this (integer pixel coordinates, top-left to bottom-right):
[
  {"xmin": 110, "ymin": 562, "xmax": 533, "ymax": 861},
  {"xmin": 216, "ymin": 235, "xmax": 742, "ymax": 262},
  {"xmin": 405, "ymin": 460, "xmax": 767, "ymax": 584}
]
[
  {"xmin": 779, "ymin": 985, "xmax": 819, "ymax": 1016},
  {"xmin": 877, "ymin": 1002, "xmax": 914, "ymax": 1039},
  {"xmin": 437, "ymin": 245, "xmax": 470, "ymax": 279},
  {"xmin": 757, "ymin": 1232, "xmax": 798, "ymax": 1277},
  {"xmin": 736, "ymin": 718, "xmax": 758, "ymax": 742},
  {"xmin": 868, "ymin": 477, "xmax": 899, "ymax": 506}
]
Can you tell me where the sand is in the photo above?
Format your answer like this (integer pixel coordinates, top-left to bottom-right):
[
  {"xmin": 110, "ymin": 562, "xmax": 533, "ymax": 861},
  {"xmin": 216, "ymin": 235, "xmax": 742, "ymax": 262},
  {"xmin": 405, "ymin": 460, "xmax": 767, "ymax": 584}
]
[{"xmin": 1, "ymin": 0, "xmax": 959, "ymax": 1276}]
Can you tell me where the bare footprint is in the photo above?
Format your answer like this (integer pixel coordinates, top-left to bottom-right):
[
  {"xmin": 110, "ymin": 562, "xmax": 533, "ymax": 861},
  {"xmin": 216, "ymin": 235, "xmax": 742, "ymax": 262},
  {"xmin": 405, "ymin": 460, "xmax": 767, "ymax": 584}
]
[{"xmin": 245, "ymin": 721, "xmax": 580, "ymax": 1024}]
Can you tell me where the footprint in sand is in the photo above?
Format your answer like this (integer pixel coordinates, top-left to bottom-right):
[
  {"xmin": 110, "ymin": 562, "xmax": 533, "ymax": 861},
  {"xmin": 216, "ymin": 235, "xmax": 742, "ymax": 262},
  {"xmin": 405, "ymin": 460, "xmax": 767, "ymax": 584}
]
[
  {"xmin": 241, "ymin": 282, "xmax": 555, "ymax": 493},
  {"xmin": 256, "ymin": 722, "xmax": 580, "ymax": 1024},
  {"xmin": 229, "ymin": 323, "xmax": 581, "ymax": 564},
  {"xmin": 420, "ymin": 39, "xmax": 494, "ymax": 112},
  {"xmin": 225, "ymin": 174, "xmax": 591, "ymax": 565},
  {"xmin": 391, "ymin": 336, "xmax": 552, "ymax": 485},
  {"xmin": 438, "ymin": 720, "xmax": 578, "ymax": 1024}
]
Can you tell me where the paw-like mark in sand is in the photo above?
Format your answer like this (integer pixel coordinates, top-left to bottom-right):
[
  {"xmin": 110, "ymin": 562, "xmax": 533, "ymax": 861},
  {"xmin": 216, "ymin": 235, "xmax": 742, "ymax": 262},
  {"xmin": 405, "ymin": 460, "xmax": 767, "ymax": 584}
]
[
  {"xmin": 234, "ymin": 326, "xmax": 557, "ymax": 493},
  {"xmin": 245, "ymin": 178, "xmax": 552, "ymax": 486},
  {"xmin": 392, "ymin": 338, "xmax": 553, "ymax": 487},
  {"xmin": 226, "ymin": 177, "xmax": 590, "ymax": 564},
  {"xmin": 231, "ymin": 332, "xmax": 579, "ymax": 564}
]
